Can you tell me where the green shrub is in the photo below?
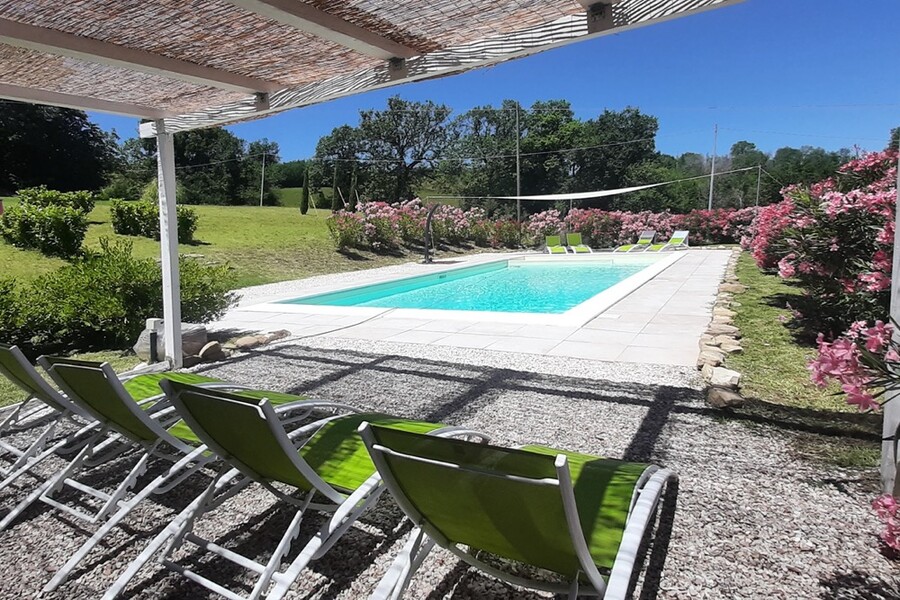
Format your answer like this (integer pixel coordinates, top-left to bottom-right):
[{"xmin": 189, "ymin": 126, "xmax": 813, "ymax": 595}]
[
  {"xmin": 110, "ymin": 199, "xmax": 199, "ymax": 242},
  {"xmin": 5, "ymin": 239, "xmax": 236, "ymax": 356},
  {"xmin": 16, "ymin": 186, "xmax": 95, "ymax": 213},
  {"xmin": 0, "ymin": 202, "xmax": 87, "ymax": 257},
  {"xmin": 99, "ymin": 175, "xmax": 144, "ymax": 201},
  {"xmin": 0, "ymin": 278, "xmax": 21, "ymax": 345}
]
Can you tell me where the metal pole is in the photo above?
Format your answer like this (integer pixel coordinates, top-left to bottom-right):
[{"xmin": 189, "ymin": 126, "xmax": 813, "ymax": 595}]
[
  {"xmin": 708, "ymin": 124, "xmax": 718, "ymax": 210},
  {"xmin": 515, "ymin": 104, "xmax": 522, "ymax": 224},
  {"xmin": 882, "ymin": 148, "xmax": 900, "ymax": 495},
  {"xmin": 755, "ymin": 165, "xmax": 762, "ymax": 206},
  {"xmin": 259, "ymin": 152, "xmax": 266, "ymax": 207},
  {"xmin": 154, "ymin": 120, "xmax": 183, "ymax": 368}
]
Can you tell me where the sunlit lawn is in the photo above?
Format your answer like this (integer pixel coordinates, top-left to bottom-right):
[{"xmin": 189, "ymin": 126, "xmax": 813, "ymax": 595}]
[{"xmin": 0, "ymin": 199, "xmax": 423, "ymax": 288}]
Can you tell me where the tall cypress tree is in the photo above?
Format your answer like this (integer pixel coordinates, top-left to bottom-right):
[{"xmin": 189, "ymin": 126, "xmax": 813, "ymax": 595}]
[{"xmin": 300, "ymin": 166, "xmax": 310, "ymax": 215}]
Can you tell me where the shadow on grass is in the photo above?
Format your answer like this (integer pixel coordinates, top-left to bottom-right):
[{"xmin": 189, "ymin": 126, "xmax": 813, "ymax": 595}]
[{"xmin": 716, "ymin": 398, "xmax": 880, "ymax": 441}]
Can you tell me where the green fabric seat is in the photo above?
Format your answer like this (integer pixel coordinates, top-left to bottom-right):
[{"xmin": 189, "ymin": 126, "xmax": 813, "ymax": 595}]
[
  {"xmin": 646, "ymin": 230, "xmax": 689, "ymax": 252},
  {"xmin": 545, "ymin": 235, "xmax": 568, "ymax": 254},
  {"xmin": 565, "ymin": 233, "xmax": 592, "ymax": 254},
  {"xmin": 366, "ymin": 426, "xmax": 649, "ymax": 577},
  {"xmin": 615, "ymin": 230, "xmax": 656, "ymax": 252},
  {"xmin": 165, "ymin": 387, "xmax": 309, "ymax": 446},
  {"xmin": 300, "ymin": 413, "xmax": 445, "ymax": 493}
]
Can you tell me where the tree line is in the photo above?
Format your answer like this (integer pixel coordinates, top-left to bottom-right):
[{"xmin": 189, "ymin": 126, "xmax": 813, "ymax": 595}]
[{"xmin": 3, "ymin": 98, "xmax": 890, "ymax": 215}]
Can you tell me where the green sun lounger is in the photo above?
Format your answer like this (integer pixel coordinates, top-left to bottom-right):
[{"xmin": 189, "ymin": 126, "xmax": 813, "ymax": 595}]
[
  {"xmin": 27, "ymin": 358, "xmax": 333, "ymax": 595},
  {"xmin": 646, "ymin": 230, "xmax": 690, "ymax": 252},
  {"xmin": 566, "ymin": 232, "xmax": 593, "ymax": 254},
  {"xmin": 545, "ymin": 235, "xmax": 569, "ymax": 254},
  {"xmin": 360, "ymin": 424, "xmax": 677, "ymax": 600},
  {"xmin": 0, "ymin": 344, "xmax": 96, "ymax": 480},
  {"xmin": 614, "ymin": 230, "xmax": 656, "ymax": 253},
  {"xmin": 103, "ymin": 381, "xmax": 489, "ymax": 600}
]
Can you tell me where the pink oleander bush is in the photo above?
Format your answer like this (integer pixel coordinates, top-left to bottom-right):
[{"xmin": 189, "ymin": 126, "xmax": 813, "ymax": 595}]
[
  {"xmin": 326, "ymin": 210, "xmax": 366, "ymax": 250},
  {"xmin": 525, "ymin": 209, "xmax": 563, "ymax": 243},
  {"xmin": 547, "ymin": 207, "xmax": 758, "ymax": 248},
  {"xmin": 746, "ymin": 149, "xmax": 897, "ymax": 335},
  {"xmin": 808, "ymin": 318, "xmax": 900, "ymax": 553}
]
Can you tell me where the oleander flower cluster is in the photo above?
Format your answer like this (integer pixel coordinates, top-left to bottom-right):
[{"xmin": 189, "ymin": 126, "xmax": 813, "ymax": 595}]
[
  {"xmin": 744, "ymin": 149, "xmax": 897, "ymax": 335},
  {"xmin": 327, "ymin": 199, "xmax": 520, "ymax": 250}
]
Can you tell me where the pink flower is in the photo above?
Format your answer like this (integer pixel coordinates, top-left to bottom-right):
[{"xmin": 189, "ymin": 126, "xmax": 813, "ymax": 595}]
[
  {"xmin": 863, "ymin": 320, "xmax": 892, "ymax": 353},
  {"xmin": 777, "ymin": 257, "xmax": 796, "ymax": 278}
]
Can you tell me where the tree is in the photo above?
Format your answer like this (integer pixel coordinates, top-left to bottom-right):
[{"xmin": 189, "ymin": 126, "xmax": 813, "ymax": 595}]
[
  {"xmin": 300, "ymin": 166, "xmax": 310, "ymax": 215},
  {"xmin": 314, "ymin": 124, "xmax": 361, "ymax": 202},
  {"xmin": 438, "ymin": 100, "xmax": 520, "ymax": 207},
  {"xmin": 358, "ymin": 97, "xmax": 454, "ymax": 202},
  {"xmin": 268, "ymin": 159, "xmax": 307, "ymax": 188},
  {"xmin": 0, "ymin": 101, "xmax": 118, "ymax": 193},
  {"xmin": 890, "ymin": 127, "xmax": 899, "ymax": 151},
  {"xmin": 241, "ymin": 139, "xmax": 280, "ymax": 205},
  {"xmin": 568, "ymin": 107, "xmax": 659, "ymax": 206}
]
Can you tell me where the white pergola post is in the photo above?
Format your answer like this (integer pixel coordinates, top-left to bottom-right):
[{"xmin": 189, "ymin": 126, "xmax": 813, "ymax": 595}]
[
  {"xmin": 155, "ymin": 120, "xmax": 183, "ymax": 368},
  {"xmin": 884, "ymin": 148, "xmax": 900, "ymax": 495}
]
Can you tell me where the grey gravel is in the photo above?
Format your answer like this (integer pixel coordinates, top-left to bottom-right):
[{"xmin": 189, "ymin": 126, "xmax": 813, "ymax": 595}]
[{"xmin": 0, "ymin": 344, "xmax": 896, "ymax": 599}]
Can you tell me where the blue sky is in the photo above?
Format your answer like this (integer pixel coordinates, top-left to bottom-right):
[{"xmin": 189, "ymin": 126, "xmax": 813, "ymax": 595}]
[{"xmin": 92, "ymin": 0, "xmax": 899, "ymax": 160}]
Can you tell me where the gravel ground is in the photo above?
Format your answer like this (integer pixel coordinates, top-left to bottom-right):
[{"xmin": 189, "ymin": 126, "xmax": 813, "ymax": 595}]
[{"xmin": 0, "ymin": 344, "xmax": 896, "ymax": 599}]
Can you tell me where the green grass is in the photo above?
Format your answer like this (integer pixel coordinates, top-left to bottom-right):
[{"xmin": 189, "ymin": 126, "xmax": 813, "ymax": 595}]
[
  {"xmin": 727, "ymin": 253, "xmax": 851, "ymax": 412},
  {"xmin": 273, "ymin": 187, "xmax": 333, "ymax": 209},
  {"xmin": 0, "ymin": 350, "xmax": 142, "ymax": 408},
  {"xmin": 0, "ymin": 200, "xmax": 428, "ymax": 288},
  {"xmin": 722, "ymin": 254, "xmax": 882, "ymax": 460}
]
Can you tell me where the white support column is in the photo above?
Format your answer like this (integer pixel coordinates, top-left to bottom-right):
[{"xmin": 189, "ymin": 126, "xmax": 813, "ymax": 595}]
[
  {"xmin": 155, "ymin": 120, "xmax": 183, "ymax": 368},
  {"xmin": 884, "ymin": 148, "xmax": 900, "ymax": 495}
]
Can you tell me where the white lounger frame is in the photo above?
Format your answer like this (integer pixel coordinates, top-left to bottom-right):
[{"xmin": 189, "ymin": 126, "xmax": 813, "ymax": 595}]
[
  {"xmin": 359, "ymin": 423, "xmax": 677, "ymax": 600},
  {"xmin": 38, "ymin": 361, "xmax": 349, "ymax": 594},
  {"xmin": 102, "ymin": 384, "xmax": 489, "ymax": 600},
  {"xmin": 0, "ymin": 345, "xmax": 95, "ymax": 479}
]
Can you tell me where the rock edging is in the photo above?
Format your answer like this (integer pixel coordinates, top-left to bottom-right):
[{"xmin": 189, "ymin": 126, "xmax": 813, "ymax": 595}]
[{"xmin": 698, "ymin": 248, "xmax": 746, "ymax": 408}]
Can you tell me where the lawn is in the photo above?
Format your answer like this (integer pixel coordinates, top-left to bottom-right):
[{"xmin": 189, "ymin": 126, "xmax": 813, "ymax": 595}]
[
  {"xmin": 0, "ymin": 199, "xmax": 428, "ymax": 288},
  {"xmin": 726, "ymin": 253, "xmax": 880, "ymax": 466}
]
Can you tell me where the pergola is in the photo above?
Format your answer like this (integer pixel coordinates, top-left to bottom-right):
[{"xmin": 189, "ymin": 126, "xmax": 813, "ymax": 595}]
[{"xmin": 4, "ymin": 0, "xmax": 897, "ymax": 496}]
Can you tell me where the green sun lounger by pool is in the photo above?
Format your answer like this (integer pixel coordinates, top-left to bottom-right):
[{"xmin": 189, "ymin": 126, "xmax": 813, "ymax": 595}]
[
  {"xmin": 566, "ymin": 232, "xmax": 592, "ymax": 254},
  {"xmin": 545, "ymin": 235, "xmax": 569, "ymax": 254},
  {"xmin": 102, "ymin": 382, "xmax": 489, "ymax": 600},
  {"xmin": 646, "ymin": 230, "xmax": 690, "ymax": 252},
  {"xmin": 360, "ymin": 423, "xmax": 678, "ymax": 600},
  {"xmin": 25, "ymin": 358, "xmax": 325, "ymax": 596},
  {"xmin": 614, "ymin": 230, "xmax": 655, "ymax": 252}
]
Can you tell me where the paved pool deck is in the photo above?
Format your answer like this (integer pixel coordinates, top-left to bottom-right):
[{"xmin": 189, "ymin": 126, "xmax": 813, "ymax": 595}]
[{"xmin": 210, "ymin": 249, "xmax": 731, "ymax": 367}]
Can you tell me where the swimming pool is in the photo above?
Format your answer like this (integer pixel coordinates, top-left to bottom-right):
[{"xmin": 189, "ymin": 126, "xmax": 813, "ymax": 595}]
[{"xmin": 279, "ymin": 255, "xmax": 665, "ymax": 314}]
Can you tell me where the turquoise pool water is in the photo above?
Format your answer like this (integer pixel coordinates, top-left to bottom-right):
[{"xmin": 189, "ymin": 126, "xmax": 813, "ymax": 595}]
[{"xmin": 280, "ymin": 259, "xmax": 656, "ymax": 314}]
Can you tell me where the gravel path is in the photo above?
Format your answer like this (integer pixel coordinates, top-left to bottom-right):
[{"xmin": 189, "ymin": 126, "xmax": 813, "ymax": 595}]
[{"xmin": 0, "ymin": 344, "xmax": 896, "ymax": 599}]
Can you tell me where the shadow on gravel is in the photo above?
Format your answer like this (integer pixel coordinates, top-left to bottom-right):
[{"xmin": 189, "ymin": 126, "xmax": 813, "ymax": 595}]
[
  {"xmin": 189, "ymin": 344, "xmax": 703, "ymax": 598},
  {"xmin": 819, "ymin": 571, "xmax": 900, "ymax": 599}
]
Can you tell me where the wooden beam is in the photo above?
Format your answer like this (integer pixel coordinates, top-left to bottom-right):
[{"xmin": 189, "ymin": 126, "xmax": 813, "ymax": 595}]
[
  {"xmin": 0, "ymin": 18, "xmax": 279, "ymax": 94},
  {"xmin": 225, "ymin": 0, "xmax": 418, "ymax": 59},
  {"xmin": 0, "ymin": 82, "xmax": 168, "ymax": 118}
]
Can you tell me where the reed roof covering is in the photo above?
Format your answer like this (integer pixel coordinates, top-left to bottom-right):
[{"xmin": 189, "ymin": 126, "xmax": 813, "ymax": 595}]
[{"xmin": 0, "ymin": 0, "xmax": 742, "ymax": 136}]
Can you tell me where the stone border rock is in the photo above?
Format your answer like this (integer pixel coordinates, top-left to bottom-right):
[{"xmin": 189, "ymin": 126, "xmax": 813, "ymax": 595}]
[{"xmin": 698, "ymin": 248, "xmax": 746, "ymax": 408}]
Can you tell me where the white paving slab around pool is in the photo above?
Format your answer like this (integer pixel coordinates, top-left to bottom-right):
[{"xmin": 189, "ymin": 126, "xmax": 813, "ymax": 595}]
[{"xmin": 211, "ymin": 249, "xmax": 731, "ymax": 367}]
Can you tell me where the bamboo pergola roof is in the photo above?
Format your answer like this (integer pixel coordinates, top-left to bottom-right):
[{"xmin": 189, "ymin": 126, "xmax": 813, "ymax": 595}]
[{"xmin": 0, "ymin": 0, "xmax": 743, "ymax": 137}]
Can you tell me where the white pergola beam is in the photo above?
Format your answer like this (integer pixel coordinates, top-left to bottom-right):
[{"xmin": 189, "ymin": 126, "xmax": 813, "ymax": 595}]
[
  {"xmin": 225, "ymin": 0, "xmax": 418, "ymax": 60},
  {"xmin": 0, "ymin": 18, "xmax": 280, "ymax": 94},
  {"xmin": 884, "ymin": 149, "xmax": 900, "ymax": 495},
  {"xmin": 155, "ymin": 121, "xmax": 183, "ymax": 369},
  {"xmin": 0, "ymin": 82, "xmax": 169, "ymax": 119}
]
